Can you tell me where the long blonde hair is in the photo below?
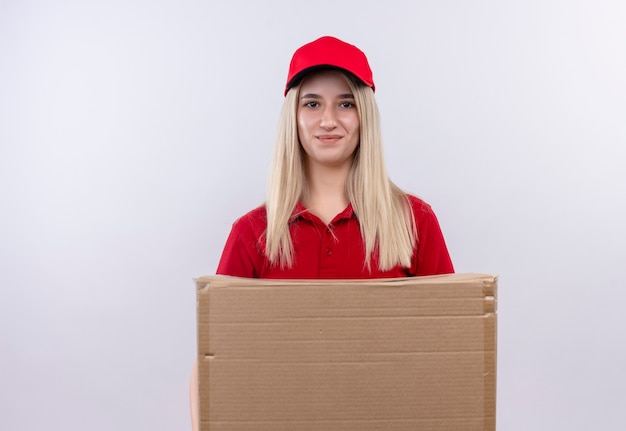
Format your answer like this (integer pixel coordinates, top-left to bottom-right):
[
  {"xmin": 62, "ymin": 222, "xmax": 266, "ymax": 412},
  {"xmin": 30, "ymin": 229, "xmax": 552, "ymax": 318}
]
[{"xmin": 265, "ymin": 72, "xmax": 416, "ymax": 271}]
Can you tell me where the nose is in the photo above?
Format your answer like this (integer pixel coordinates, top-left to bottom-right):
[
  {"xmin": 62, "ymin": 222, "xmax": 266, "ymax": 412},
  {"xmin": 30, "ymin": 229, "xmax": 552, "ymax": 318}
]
[{"xmin": 320, "ymin": 106, "xmax": 337, "ymax": 129}]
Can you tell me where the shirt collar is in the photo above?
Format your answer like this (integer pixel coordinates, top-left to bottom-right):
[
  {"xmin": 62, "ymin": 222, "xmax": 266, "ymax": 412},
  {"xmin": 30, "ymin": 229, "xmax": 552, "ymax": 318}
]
[{"xmin": 289, "ymin": 201, "xmax": 356, "ymax": 224}]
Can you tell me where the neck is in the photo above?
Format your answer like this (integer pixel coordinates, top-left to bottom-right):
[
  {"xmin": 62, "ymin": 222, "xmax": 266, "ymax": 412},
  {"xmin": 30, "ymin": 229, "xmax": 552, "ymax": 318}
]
[{"xmin": 302, "ymin": 162, "xmax": 351, "ymax": 224}]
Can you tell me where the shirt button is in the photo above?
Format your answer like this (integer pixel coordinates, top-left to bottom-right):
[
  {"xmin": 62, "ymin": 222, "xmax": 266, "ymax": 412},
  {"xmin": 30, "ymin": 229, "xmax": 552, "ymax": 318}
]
[{"xmin": 326, "ymin": 248, "xmax": 333, "ymax": 256}]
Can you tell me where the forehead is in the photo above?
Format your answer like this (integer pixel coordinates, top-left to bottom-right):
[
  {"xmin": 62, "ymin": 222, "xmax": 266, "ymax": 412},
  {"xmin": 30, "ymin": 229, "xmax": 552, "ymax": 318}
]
[{"xmin": 299, "ymin": 70, "xmax": 352, "ymax": 95}]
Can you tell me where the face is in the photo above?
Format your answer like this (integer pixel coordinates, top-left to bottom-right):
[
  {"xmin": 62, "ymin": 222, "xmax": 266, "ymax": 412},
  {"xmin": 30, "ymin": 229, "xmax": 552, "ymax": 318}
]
[{"xmin": 297, "ymin": 70, "xmax": 360, "ymax": 170}]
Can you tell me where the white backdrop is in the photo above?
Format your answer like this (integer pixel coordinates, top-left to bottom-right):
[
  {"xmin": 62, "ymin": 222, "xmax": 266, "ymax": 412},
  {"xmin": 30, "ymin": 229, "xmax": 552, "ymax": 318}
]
[{"xmin": 1, "ymin": 1, "xmax": 625, "ymax": 430}]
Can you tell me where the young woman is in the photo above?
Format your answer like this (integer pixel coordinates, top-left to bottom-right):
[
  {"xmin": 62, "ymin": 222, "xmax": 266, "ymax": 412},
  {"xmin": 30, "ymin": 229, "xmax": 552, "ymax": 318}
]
[
  {"xmin": 191, "ymin": 35, "xmax": 453, "ymax": 430},
  {"xmin": 215, "ymin": 35, "xmax": 453, "ymax": 279}
]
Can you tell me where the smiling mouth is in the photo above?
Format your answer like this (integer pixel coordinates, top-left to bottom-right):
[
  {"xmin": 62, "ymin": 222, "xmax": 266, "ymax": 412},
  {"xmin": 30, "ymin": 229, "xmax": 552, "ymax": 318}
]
[{"xmin": 317, "ymin": 135, "xmax": 342, "ymax": 142}]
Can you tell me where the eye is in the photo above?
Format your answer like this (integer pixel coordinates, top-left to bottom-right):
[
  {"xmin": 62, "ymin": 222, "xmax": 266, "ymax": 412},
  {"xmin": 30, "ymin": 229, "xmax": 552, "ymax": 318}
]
[
  {"xmin": 304, "ymin": 101, "xmax": 319, "ymax": 108},
  {"xmin": 340, "ymin": 101, "xmax": 355, "ymax": 108}
]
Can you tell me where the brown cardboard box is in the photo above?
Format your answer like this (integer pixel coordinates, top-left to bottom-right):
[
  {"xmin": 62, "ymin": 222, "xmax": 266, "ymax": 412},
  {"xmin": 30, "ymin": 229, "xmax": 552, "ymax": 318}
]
[{"xmin": 196, "ymin": 273, "xmax": 497, "ymax": 431}]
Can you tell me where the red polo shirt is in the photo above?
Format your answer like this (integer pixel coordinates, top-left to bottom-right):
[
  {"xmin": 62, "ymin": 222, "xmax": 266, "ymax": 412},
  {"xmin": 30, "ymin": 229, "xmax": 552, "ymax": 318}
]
[{"xmin": 216, "ymin": 194, "xmax": 454, "ymax": 279}]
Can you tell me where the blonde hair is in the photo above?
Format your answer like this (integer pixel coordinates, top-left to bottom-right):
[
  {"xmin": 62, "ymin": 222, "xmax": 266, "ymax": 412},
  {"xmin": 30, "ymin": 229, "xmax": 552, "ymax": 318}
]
[{"xmin": 265, "ymin": 72, "xmax": 416, "ymax": 271}]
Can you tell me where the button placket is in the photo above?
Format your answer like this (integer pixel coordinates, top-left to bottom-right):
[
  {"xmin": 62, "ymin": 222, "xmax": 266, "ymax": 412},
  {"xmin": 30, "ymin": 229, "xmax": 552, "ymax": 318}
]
[{"xmin": 319, "ymin": 225, "xmax": 336, "ymax": 272}]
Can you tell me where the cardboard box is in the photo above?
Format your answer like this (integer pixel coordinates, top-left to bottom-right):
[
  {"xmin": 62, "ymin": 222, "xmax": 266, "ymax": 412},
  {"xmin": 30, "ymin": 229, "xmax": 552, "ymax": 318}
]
[{"xmin": 196, "ymin": 273, "xmax": 497, "ymax": 431}]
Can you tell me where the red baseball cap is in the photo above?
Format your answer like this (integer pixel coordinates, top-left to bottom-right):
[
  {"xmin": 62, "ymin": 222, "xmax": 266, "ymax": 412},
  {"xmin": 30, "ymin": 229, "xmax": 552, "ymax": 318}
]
[{"xmin": 285, "ymin": 36, "xmax": 375, "ymax": 96}]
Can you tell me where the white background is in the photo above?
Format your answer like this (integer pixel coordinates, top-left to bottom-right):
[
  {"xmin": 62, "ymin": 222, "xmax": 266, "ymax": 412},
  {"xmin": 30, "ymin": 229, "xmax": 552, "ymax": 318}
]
[{"xmin": 1, "ymin": 1, "xmax": 625, "ymax": 429}]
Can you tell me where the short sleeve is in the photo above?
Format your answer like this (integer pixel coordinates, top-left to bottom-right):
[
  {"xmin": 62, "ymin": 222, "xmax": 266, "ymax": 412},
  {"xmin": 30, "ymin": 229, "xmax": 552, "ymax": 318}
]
[
  {"xmin": 215, "ymin": 207, "xmax": 267, "ymax": 278},
  {"xmin": 409, "ymin": 196, "xmax": 455, "ymax": 276}
]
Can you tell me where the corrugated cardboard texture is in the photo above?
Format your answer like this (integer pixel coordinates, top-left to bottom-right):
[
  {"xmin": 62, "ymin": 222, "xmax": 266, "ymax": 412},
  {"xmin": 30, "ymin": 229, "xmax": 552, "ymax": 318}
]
[{"xmin": 196, "ymin": 273, "xmax": 497, "ymax": 431}]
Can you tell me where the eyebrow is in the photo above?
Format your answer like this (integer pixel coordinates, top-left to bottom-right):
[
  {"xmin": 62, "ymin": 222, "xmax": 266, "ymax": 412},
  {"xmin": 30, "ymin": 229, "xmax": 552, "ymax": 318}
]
[{"xmin": 300, "ymin": 93, "xmax": 355, "ymax": 100}]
